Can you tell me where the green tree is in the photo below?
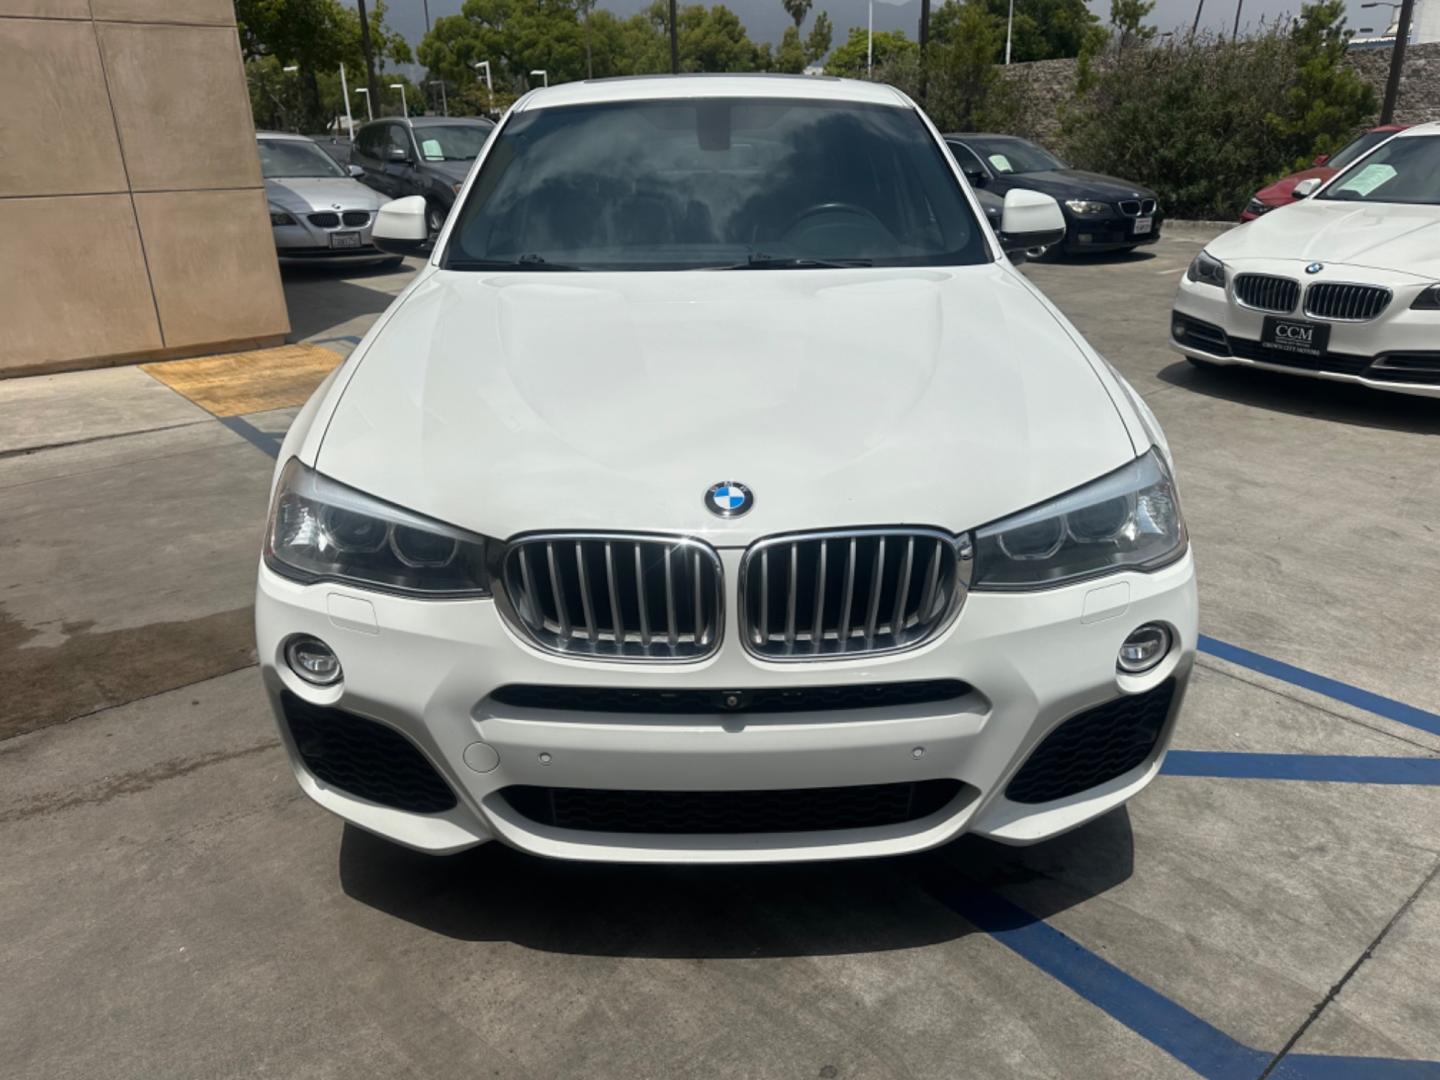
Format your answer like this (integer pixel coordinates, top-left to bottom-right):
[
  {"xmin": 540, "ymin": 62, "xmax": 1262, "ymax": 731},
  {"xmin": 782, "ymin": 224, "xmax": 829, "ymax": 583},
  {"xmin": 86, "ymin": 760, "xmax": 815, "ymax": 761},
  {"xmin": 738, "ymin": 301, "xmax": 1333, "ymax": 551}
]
[
  {"xmin": 1109, "ymin": 0, "xmax": 1156, "ymax": 54},
  {"xmin": 1272, "ymin": 0, "xmax": 1376, "ymax": 167},
  {"xmin": 952, "ymin": 0, "xmax": 1099, "ymax": 62},
  {"xmin": 805, "ymin": 10, "xmax": 833, "ymax": 65},
  {"xmin": 781, "ymin": 0, "xmax": 813, "ymax": 32},
  {"xmin": 823, "ymin": 26, "xmax": 916, "ymax": 78},
  {"xmin": 774, "ymin": 25, "xmax": 807, "ymax": 72},
  {"xmin": 924, "ymin": 0, "xmax": 1019, "ymax": 130}
]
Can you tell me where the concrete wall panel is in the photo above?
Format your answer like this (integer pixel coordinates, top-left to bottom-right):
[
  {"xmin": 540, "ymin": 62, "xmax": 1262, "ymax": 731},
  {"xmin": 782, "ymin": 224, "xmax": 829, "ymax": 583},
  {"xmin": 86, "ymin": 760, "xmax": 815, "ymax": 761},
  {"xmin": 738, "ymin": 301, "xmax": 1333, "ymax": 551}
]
[
  {"xmin": 0, "ymin": 1, "xmax": 90, "ymax": 17},
  {"xmin": 134, "ymin": 189, "xmax": 290, "ymax": 349},
  {"xmin": 0, "ymin": 195, "xmax": 163, "ymax": 371},
  {"xmin": 92, "ymin": 0, "xmax": 235, "ymax": 25},
  {"xmin": 99, "ymin": 21, "xmax": 261, "ymax": 192},
  {"xmin": 0, "ymin": 17, "xmax": 127, "ymax": 197}
]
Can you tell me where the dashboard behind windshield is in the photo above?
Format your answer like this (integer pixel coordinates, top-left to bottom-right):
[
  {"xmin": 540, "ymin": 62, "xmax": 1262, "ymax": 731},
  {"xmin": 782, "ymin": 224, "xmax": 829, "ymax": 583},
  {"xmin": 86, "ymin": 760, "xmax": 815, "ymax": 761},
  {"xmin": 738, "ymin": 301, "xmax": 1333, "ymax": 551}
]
[{"xmin": 443, "ymin": 97, "xmax": 988, "ymax": 271}]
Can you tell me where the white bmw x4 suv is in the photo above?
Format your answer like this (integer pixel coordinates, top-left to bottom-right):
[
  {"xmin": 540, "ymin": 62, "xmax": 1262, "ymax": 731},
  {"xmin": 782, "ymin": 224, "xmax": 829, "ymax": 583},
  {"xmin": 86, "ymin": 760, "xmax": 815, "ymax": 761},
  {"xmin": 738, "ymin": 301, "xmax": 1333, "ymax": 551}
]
[{"xmin": 256, "ymin": 76, "xmax": 1197, "ymax": 863}]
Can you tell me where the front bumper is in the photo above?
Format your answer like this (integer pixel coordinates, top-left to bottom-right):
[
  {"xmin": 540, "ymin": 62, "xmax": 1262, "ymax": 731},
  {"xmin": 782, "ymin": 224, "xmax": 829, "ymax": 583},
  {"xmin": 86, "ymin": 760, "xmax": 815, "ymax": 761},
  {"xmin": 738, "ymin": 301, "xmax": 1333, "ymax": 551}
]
[
  {"xmin": 1063, "ymin": 209, "xmax": 1164, "ymax": 251},
  {"xmin": 1171, "ymin": 268, "xmax": 1440, "ymax": 398},
  {"xmin": 256, "ymin": 551, "xmax": 1198, "ymax": 863},
  {"xmin": 271, "ymin": 217, "xmax": 385, "ymax": 263}
]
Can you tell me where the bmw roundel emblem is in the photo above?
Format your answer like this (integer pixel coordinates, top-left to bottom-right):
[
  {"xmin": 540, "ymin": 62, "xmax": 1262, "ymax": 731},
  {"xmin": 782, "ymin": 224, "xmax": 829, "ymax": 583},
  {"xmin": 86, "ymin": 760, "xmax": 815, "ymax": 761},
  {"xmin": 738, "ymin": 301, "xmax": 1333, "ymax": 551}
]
[
  {"xmin": 1306, "ymin": 262, "xmax": 1324, "ymax": 274},
  {"xmin": 705, "ymin": 481, "xmax": 753, "ymax": 518}
]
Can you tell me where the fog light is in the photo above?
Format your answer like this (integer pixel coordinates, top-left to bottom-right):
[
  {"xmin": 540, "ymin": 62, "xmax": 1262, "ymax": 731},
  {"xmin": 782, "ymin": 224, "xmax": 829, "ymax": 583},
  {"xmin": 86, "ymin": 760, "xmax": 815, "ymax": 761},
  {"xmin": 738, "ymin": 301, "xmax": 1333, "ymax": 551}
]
[
  {"xmin": 1118, "ymin": 624, "xmax": 1170, "ymax": 673},
  {"xmin": 285, "ymin": 635, "xmax": 342, "ymax": 686},
  {"xmin": 1173, "ymin": 321, "xmax": 1186, "ymax": 339}
]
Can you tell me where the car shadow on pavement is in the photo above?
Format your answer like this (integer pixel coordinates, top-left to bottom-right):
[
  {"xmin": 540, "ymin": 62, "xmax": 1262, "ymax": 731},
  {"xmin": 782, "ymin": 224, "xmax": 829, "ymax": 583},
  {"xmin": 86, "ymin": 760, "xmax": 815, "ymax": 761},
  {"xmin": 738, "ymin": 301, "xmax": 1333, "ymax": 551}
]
[
  {"xmin": 336, "ymin": 809, "xmax": 1135, "ymax": 957},
  {"xmin": 280, "ymin": 265, "xmax": 413, "ymax": 342},
  {"xmin": 1158, "ymin": 359, "xmax": 1440, "ymax": 436}
]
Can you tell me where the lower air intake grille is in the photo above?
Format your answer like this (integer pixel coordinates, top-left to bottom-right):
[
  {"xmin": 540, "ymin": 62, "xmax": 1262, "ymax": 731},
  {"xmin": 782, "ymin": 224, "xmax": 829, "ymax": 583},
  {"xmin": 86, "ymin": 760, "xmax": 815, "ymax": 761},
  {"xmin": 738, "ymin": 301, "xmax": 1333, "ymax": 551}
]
[
  {"xmin": 740, "ymin": 529, "xmax": 971, "ymax": 659},
  {"xmin": 1234, "ymin": 273, "xmax": 1299, "ymax": 314},
  {"xmin": 1304, "ymin": 282, "xmax": 1391, "ymax": 321},
  {"xmin": 489, "ymin": 679, "xmax": 971, "ymax": 715},
  {"xmin": 501, "ymin": 534, "xmax": 723, "ymax": 661},
  {"xmin": 1005, "ymin": 679, "xmax": 1177, "ymax": 804},
  {"xmin": 281, "ymin": 692, "xmax": 457, "ymax": 814},
  {"xmin": 502, "ymin": 780, "xmax": 964, "ymax": 834}
]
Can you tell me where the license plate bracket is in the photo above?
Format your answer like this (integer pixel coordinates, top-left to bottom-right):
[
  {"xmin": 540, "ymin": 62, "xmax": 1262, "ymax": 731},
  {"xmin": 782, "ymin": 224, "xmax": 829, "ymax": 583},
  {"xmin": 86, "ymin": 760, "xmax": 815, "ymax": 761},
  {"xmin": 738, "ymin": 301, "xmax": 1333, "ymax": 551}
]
[
  {"xmin": 329, "ymin": 231, "xmax": 362, "ymax": 249},
  {"xmin": 1261, "ymin": 315, "xmax": 1329, "ymax": 358}
]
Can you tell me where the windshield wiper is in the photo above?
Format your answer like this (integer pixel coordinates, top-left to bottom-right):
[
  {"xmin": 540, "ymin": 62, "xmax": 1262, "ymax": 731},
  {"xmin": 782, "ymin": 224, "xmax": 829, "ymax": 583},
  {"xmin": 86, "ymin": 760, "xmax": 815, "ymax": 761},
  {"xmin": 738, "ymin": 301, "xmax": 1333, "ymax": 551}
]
[
  {"xmin": 446, "ymin": 254, "xmax": 586, "ymax": 271},
  {"xmin": 717, "ymin": 253, "xmax": 874, "ymax": 270}
]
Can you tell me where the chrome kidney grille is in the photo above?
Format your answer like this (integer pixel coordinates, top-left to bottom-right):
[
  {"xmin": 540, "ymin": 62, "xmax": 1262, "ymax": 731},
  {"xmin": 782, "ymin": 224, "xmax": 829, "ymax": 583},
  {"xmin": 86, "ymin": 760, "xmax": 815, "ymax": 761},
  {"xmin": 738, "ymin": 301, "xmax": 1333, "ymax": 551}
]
[
  {"xmin": 1233, "ymin": 273, "xmax": 1299, "ymax": 313},
  {"xmin": 501, "ymin": 535, "xmax": 723, "ymax": 661},
  {"xmin": 1303, "ymin": 283, "xmax": 1391, "ymax": 321},
  {"xmin": 740, "ymin": 529, "xmax": 972, "ymax": 660}
]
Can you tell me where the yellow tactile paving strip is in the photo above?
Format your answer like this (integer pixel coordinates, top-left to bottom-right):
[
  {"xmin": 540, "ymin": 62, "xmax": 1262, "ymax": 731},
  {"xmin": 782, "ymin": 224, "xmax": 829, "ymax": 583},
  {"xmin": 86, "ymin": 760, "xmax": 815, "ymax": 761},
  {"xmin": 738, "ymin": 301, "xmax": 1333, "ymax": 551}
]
[{"xmin": 141, "ymin": 344, "xmax": 341, "ymax": 417}]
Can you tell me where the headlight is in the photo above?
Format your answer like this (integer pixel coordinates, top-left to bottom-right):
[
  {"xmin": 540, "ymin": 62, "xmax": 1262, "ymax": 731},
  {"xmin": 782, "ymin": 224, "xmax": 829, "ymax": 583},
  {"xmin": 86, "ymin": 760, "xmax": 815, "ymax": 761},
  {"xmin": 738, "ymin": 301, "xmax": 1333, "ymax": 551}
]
[
  {"xmin": 1246, "ymin": 198, "xmax": 1271, "ymax": 216},
  {"xmin": 264, "ymin": 458, "xmax": 493, "ymax": 596},
  {"xmin": 269, "ymin": 206, "xmax": 297, "ymax": 226},
  {"xmin": 1411, "ymin": 284, "xmax": 1440, "ymax": 310},
  {"xmin": 1186, "ymin": 250, "xmax": 1226, "ymax": 289},
  {"xmin": 1064, "ymin": 199, "xmax": 1109, "ymax": 215},
  {"xmin": 971, "ymin": 449, "xmax": 1187, "ymax": 590}
]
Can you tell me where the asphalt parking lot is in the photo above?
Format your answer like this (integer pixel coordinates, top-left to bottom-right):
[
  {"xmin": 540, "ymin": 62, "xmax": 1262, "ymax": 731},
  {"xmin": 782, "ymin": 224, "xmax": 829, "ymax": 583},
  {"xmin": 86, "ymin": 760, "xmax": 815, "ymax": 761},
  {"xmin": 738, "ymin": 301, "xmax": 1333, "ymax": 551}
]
[{"xmin": 3, "ymin": 231, "xmax": 1439, "ymax": 1079}]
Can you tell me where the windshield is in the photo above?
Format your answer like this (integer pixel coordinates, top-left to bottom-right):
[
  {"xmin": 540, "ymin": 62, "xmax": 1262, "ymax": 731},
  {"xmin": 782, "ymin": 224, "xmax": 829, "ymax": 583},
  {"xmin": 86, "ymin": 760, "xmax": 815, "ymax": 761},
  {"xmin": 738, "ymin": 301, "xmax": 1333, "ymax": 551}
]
[
  {"xmin": 961, "ymin": 137, "xmax": 1064, "ymax": 175},
  {"xmin": 1318, "ymin": 134, "xmax": 1440, "ymax": 206},
  {"xmin": 258, "ymin": 139, "xmax": 345, "ymax": 179},
  {"xmin": 1326, "ymin": 128, "xmax": 1394, "ymax": 171},
  {"xmin": 444, "ymin": 97, "xmax": 987, "ymax": 271},
  {"xmin": 414, "ymin": 124, "xmax": 492, "ymax": 162}
]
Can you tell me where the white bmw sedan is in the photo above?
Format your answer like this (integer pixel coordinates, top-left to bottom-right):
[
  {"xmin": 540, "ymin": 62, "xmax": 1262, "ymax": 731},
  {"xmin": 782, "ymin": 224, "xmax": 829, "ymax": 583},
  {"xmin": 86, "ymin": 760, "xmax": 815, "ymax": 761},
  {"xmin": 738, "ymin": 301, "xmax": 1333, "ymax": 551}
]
[
  {"xmin": 256, "ymin": 76, "xmax": 1197, "ymax": 863},
  {"xmin": 1172, "ymin": 122, "xmax": 1440, "ymax": 397}
]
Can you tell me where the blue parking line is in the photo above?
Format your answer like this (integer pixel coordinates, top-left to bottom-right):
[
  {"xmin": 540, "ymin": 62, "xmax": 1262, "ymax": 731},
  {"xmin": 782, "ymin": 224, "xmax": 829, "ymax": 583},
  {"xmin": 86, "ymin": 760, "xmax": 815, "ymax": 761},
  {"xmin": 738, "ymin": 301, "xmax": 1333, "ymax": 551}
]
[
  {"xmin": 1164, "ymin": 751, "xmax": 1440, "ymax": 785},
  {"xmin": 1199, "ymin": 635, "xmax": 1440, "ymax": 739},
  {"xmin": 938, "ymin": 889, "xmax": 1440, "ymax": 1079}
]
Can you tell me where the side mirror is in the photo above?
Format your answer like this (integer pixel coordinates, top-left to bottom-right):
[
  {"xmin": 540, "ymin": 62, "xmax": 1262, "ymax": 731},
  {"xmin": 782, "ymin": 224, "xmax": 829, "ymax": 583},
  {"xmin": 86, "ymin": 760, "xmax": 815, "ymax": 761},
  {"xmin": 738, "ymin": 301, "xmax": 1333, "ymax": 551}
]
[
  {"xmin": 387, "ymin": 146, "xmax": 411, "ymax": 164},
  {"xmin": 999, "ymin": 189, "xmax": 1066, "ymax": 254},
  {"xmin": 1312, "ymin": 153, "xmax": 1330, "ymax": 166},
  {"xmin": 347, "ymin": 164, "xmax": 365, "ymax": 178},
  {"xmin": 1293, "ymin": 177, "xmax": 1322, "ymax": 198},
  {"xmin": 962, "ymin": 166, "xmax": 987, "ymax": 188},
  {"xmin": 372, "ymin": 195, "xmax": 429, "ymax": 255}
]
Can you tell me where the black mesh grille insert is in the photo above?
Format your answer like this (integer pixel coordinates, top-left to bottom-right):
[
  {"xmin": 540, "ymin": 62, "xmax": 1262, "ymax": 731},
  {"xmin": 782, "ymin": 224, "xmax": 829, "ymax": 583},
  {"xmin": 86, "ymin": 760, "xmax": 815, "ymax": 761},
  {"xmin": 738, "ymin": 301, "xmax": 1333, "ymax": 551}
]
[
  {"xmin": 503, "ymin": 780, "xmax": 963, "ymax": 834},
  {"xmin": 281, "ymin": 692, "xmax": 457, "ymax": 814},
  {"xmin": 307, "ymin": 211, "xmax": 340, "ymax": 227},
  {"xmin": 1005, "ymin": 680, "xmax": 1177, "ymax": 804},
  {"xmin": 489, "ymin": 679, "xmax": 970, "ymax": 716},
  {"xmin": 341, "ymin": 210, "xmax": 369, "ymax": 226}
]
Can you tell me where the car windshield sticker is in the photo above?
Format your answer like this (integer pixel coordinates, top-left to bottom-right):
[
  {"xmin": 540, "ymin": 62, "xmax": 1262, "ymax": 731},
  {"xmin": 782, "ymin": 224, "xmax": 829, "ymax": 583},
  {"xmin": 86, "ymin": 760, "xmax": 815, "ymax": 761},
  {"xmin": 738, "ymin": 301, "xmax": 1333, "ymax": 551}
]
[
  {"xmin": 421, "ymin": 138, "xmax": 445, "ymax": 161},
  {"xmin": 1335, "ymin": 163, "xmax": 1396, "ymax": 197},
  {"xmin": 988, "ymin": 154, "xmax": 1014, "ymax": 173}
]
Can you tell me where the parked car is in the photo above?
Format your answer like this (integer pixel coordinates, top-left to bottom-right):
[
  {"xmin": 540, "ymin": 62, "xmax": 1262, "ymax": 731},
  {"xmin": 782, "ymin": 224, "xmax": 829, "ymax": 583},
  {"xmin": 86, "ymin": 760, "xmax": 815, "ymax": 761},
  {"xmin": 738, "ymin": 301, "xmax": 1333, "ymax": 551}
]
[
  {"xmin": 1172, "ymin": 122, "xmax": 1440, "ymax": 397},
  {"xmin": 257, "ymin": 75, "xmax": 1195, "ymax": 864},
  {"xmin": 1240, "ymin": 124, "xmax": 1407, "ymax": 221},
  {"xmin": 350, "ymin": 116, "xmax": 495, "ymax": 236},
  {"xmin": 257, "ymin": 132, "xmax": 396, "ymax": 266},
  {"xmin": 945, "ymin": 133, "xmax": 1163, "ymax": 256}
]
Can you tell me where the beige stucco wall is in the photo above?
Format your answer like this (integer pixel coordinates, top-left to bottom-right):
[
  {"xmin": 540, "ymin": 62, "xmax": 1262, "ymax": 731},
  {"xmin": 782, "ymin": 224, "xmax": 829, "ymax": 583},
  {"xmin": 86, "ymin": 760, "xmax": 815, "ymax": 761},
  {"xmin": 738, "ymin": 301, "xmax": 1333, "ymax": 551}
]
[{"xmin": 0, "ymin": 0, "xmax": 289, "ymax": 377}]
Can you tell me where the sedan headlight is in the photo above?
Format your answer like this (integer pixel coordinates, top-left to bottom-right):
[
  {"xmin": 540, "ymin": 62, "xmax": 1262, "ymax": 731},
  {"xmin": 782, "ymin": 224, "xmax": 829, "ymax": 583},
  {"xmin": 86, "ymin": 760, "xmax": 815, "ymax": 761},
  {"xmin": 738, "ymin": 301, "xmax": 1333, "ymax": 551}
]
[
  {"xmin": 971, "ymin": 449, "xmax": 1186, "ymax": 590},
  {"xmin": 1411, "ymin": 284, "xmax": 1440, "ymax": 310},
  {"xmin": 269, "ymin": 206, "xmax": 298, "ymax": 226},
  {"xmin": 265, "ymin": 459, "xmax": 493, "ymax": 596},
  {"xmin": 1064, "ymin": 199, "xmax": 1109, "ymax": 215},
  {"xmin": 1186, "ymin": 250, "xmax": 1226, "ymax": 289},
  {"xmin": 1245, "ymin": 198, "xmax": 1272, "ymax": 216}
]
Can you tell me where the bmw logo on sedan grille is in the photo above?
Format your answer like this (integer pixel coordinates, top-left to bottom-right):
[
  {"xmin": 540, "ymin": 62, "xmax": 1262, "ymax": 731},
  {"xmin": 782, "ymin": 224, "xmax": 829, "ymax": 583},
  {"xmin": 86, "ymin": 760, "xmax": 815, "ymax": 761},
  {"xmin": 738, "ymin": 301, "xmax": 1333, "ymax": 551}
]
[
  {"xmin": 1306, "ymin": 262, "xmax": 1324, "ymax": 274},
  {"xmin": 706, "ymin": 482, "xmax": 753, "ymax": 517}
]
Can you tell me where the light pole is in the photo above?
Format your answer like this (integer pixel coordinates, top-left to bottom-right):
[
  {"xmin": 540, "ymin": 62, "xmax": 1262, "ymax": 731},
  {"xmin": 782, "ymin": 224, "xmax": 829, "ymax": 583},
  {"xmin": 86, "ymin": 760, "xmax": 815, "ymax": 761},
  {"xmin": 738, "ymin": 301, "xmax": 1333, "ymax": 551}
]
[
  {"xmin": 339, "ymin": 62, "xmax": 355, "ymax": 139},
  {"xmin": 1005, "ymin": 0, "xmax": 1014, "ymax": 63},
  {"xmin": 428, "ymin": 80, "xmax": 448, "ymax": 116},
  {"xmin": 473, "ymin": 60, "xmax": 493, "ymax": 113},
  {"xmin": 868, "ymin": 0, "xmax": 873, "ymax": 75},
  {"xmin": 530, "ymin": 68, "xmax": 548, "ymax": 88},
  {"xmin": 1368, "ymin": 0, "xmax": 1416, "ymax": 123},
  {"xmin": 389, "ymin": 82, "xmax": 408, "ymax": 119},
  {"xmin": 353, "ymin": 87, "xmax": 372, "ymax": 121}
]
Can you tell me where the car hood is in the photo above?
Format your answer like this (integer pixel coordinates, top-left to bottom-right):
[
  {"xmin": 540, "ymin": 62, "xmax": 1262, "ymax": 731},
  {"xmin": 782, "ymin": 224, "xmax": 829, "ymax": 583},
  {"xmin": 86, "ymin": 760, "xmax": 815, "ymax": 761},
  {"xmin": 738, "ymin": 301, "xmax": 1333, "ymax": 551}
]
[
  {"xmin": 1211, "ymin": 198, "xmax": 1440, "ymax": 277},
  {"xmin": 422, "ymin": 159, "xmax": 473, "ymax": 183},
  {"xmin": 315, "ymin": 266, "xmax": 1137, "ymax": 543},
  {"xmin": 264, "ymin": 177, "xmax": 386, "ymax": 213},
  {"xmin": 999, "ymin": 170, "xmax": 1155, "ymax": 202},
  {"xmin": 1254, "ymin": 166, "xmax": 1333, "ymax": 205}
]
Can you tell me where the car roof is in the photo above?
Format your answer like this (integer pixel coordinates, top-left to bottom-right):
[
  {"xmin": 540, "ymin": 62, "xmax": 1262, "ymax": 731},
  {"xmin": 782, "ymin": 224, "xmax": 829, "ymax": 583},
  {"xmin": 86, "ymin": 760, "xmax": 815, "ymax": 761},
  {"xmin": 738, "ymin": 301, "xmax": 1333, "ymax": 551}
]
[
  {"xmin": 254, "ymin": 131, "xmax": 316, "ymax": 142},
  {"xmin": 1392, "ymin": 122, "xmax": 1439, "ymax": 138},
  {"xmin": 943, "ymin": 133, "xmax": 1030, "ymax": 141},
  {"xmin": 407, "ymin": 115, "xmax": 493, "ymax": 127},
  {"xmin": 512, "ymin": 74, "xmax": 910, "ymax": 112}
]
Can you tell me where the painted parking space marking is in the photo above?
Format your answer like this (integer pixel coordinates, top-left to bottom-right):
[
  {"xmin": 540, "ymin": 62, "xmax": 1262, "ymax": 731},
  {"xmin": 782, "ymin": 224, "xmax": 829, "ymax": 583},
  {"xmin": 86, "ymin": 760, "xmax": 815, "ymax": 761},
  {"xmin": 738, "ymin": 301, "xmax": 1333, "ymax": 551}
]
[
  {"xmin": 1165, "ymin": 751, "xmax": 1440, "ymax": 785},
  {"xmin": 936, "ymin": 889, "xmax": 1440, "ymax": 1080}
]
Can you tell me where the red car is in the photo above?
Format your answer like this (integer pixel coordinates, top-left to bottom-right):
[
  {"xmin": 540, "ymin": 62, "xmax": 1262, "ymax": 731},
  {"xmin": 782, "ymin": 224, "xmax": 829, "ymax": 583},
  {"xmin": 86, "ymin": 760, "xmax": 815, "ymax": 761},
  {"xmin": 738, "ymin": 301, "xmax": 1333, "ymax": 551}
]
[{"xmin": 1240, "ymin": 124, "xmax": 1407, "ymax": 221}]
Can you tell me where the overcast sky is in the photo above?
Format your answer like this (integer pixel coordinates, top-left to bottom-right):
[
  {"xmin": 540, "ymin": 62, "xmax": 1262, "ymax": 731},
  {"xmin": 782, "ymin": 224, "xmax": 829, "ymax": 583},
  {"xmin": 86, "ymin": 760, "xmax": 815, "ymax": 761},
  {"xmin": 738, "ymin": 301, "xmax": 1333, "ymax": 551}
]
[{"xmin": 376, "ymin": 0, "xmax": 1386, "ymax": 58}]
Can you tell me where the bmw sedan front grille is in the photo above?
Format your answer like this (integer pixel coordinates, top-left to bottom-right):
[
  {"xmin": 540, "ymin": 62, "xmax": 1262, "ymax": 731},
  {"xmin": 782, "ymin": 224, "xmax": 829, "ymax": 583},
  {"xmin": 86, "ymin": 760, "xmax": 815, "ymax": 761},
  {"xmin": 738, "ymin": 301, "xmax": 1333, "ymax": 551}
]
[
  {"xmin": 307, "ymin": 211, "xmax": 341, "ymax": 227},
  {"xmin": 341, "ymin": 210, "xmax": 369, "ymax": 227},
  {"xmin": 740, "ymin": 529, "xmax": 971, "ymax": 660},
  {"xmin": 500, "ymin": 534, "xmax": 723, "ymax": 661},
  {"xmin": 1233, "ymin": 273, "xmax": 1299, "ymax": 313},
  {"xmin": 1117, "ymin": 199, "xmax": 1156, "ymax": 216},
  {"xmin": 1304, "ymin": 282, "xmax": 1391, "ymax": 321}
]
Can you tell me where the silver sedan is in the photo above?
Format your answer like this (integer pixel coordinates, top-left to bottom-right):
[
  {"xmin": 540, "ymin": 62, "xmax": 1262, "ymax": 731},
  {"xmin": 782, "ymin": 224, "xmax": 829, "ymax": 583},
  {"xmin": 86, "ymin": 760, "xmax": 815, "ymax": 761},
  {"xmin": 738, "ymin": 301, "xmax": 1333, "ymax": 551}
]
[{"xmin": 259, "ymin": 133, "xmax": 399, "ymax": 267}]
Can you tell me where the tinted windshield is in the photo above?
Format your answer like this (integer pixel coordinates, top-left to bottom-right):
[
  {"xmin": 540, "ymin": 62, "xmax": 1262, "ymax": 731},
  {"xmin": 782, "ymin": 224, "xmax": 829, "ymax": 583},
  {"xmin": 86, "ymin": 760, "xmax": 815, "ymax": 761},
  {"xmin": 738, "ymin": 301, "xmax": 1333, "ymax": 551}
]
[
  {"xmin": 258, "ymin": 139, "xmax": 345, "ymax": 179},
  {"xmin": 1327, "ymin": 128, "xmax": 1393, "ymax": 171},
  {"xmin": 444, "ymin": 97, "xmax": 987, "ymax": 271},
  {"xmin": 414, "ymin": 124, "xmax": 492, "ymax": 162},
  {"xmin": 961, "ymin": 137, "xmax": 1064, "ymax": 174},
  {"xmin": 1318, "ymin": 134, "xmax": 1440, "ymax": 206}
]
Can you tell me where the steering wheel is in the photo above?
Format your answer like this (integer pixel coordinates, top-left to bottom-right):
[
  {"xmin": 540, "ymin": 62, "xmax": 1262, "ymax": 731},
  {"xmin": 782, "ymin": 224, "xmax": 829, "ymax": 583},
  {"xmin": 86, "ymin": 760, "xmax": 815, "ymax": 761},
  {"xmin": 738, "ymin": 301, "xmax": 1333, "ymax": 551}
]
[{"xmin": 782, "ymin": 202, "xmax": 892, "ymax": 244}]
